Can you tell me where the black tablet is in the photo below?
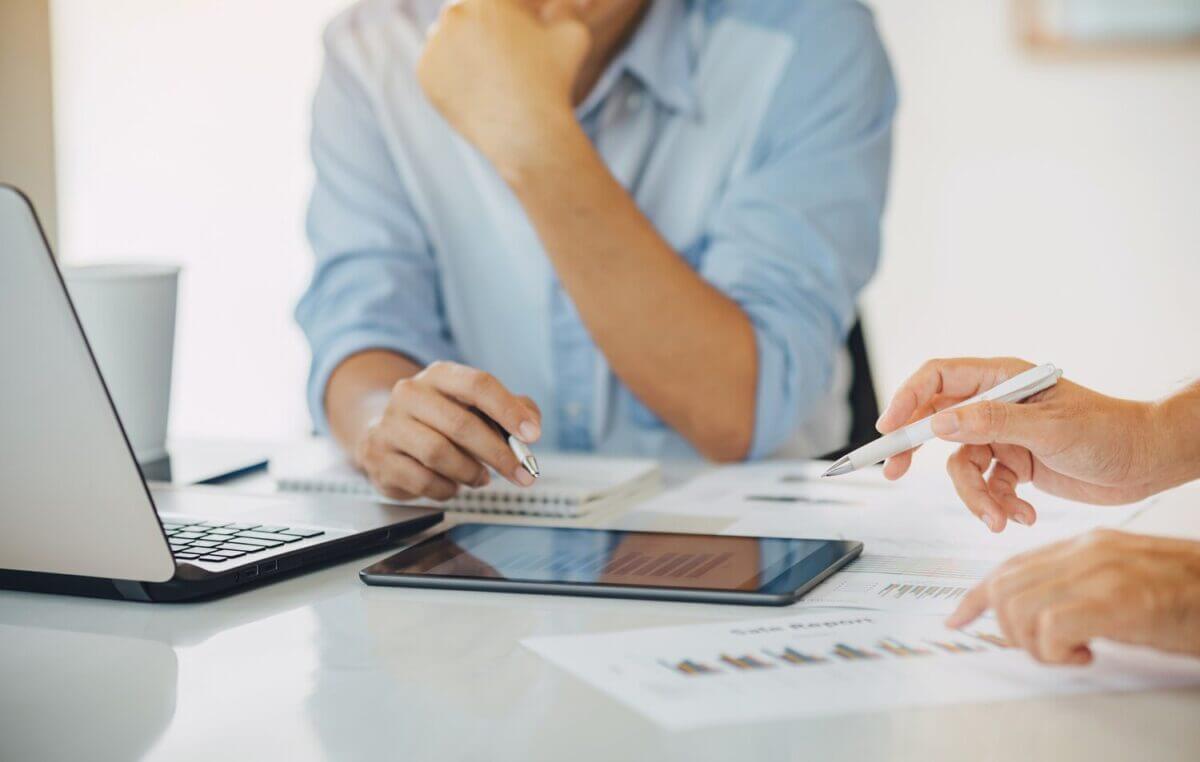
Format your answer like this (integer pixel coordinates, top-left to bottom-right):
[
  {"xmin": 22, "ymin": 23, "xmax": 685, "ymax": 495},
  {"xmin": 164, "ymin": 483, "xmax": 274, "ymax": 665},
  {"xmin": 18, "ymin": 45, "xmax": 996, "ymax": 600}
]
[{"xmin": 361, "ymin": 524, "xmax": 862, "ymax": 606}]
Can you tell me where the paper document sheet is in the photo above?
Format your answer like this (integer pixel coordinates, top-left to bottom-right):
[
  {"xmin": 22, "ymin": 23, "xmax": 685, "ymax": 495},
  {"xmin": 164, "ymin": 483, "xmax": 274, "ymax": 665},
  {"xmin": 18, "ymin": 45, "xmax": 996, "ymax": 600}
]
[
  {"xmin": 794, "ymin": 554, "xmax": 994, "ymax": 615},
  {"xmin": 638, "ymin": 461, "xmax": 1149, "ymax": 560},
  {"xmin": 524, "ymin": 612, "xmax": 1200, "ymax": 730}
]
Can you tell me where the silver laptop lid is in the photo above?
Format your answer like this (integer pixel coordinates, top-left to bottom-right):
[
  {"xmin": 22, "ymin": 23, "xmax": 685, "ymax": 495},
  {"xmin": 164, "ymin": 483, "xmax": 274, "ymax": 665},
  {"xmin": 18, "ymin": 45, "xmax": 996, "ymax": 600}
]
[{"xmin": 0, "ymin": 185, "xmax": 175, "ymax": 582}]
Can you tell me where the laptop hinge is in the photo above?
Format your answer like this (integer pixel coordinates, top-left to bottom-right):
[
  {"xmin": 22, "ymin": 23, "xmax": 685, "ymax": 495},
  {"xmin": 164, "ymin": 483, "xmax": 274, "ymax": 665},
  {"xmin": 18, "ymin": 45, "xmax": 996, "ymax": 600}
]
[{"xmin": 112, "ymin": 579, "xmax": 152, "ymax": 601}]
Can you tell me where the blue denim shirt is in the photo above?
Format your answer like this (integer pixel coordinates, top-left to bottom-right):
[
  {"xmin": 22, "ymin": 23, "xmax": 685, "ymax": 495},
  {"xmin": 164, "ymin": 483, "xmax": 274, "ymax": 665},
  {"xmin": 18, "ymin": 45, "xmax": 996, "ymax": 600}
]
[{"xmin": 297, "ymin": 0, "xmax": 896, "ymax": 459}]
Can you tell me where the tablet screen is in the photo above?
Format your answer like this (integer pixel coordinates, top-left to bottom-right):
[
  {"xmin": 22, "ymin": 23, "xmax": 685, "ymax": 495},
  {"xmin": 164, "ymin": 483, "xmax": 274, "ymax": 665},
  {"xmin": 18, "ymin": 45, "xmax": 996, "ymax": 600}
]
[{"xmin": 365, "ymin": 524, "xmax": 858, "ymax": 595}]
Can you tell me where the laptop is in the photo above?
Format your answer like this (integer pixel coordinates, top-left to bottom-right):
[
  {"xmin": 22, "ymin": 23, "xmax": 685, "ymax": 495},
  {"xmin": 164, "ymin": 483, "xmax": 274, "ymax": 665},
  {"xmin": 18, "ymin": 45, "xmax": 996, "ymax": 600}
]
[{"xmin": 0, "ymin": 184, "xmax": 443, "ymax": 601}]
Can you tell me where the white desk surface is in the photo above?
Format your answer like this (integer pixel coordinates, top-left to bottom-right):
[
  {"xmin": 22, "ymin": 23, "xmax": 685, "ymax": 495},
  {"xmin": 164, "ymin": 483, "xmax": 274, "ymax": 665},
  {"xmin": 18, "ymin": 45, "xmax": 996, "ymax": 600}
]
[{"xmin": 2, "ymin": 443, "xmax": 1199, "ymax": 762}]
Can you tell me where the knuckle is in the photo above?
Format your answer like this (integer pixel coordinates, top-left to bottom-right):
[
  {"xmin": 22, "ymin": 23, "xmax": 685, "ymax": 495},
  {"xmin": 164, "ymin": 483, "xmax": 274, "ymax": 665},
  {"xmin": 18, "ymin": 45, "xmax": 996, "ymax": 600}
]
[
  {"xmin": 1082, "ymin": 528, "xmax": 1118, "ymax": 549},
  {"xmin": 445, "ymin": 409, "xmax": 474, "ymax": 440},
  {"xmin": 422, "ymin": 438, "xmax": 453, "ymax": 469},
  {"xmin": 974, "ymin": 402, "xmax": 996, "ymax": 433},
  {"xmin": 411, "ymin": 470, "xmax": 436, "ymax": 494},
  {"xmin": 423, "ymin": 360, "xmax": 453, "ymax": 379},
  {"xmin": 918, "ymin": 358, "xmax": 942, "ymax": 376},
  {"xmin": 391, "ymin": 377, "xmax": 418, "ymax": 400},
  {"xmin": 468, "ymin": 369, "xmax": 497, "ymax": 396},
  {"xmin": 377, "ymin": 483, "xmax": 412, "ymax": 501},
  {"xmin": 376, "ymin": 465, "xmax": 407, "ymax": 493}
]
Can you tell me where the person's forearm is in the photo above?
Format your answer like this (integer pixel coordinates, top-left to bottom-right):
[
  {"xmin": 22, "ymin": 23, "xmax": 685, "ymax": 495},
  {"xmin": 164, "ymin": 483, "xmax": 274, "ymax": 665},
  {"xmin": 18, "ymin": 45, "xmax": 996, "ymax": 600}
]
[
  {"xmin": 504, "ymin": 116, "xmax": 757, "ymax": 461},
  {"xmin": 1152, "ymin": 379, "xmax": 1200, "ymax": 491},
  {"xmin": 325, "ymin": 350, "xmax": 422, "ymax": 461}
]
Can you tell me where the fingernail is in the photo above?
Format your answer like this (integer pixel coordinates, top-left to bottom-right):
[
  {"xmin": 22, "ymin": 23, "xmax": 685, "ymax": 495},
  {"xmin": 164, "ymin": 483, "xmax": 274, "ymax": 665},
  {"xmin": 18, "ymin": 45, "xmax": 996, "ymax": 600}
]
[
  {"xmin": 518, "ymin": 421, "xmax": 540, "ymax": 442},
  {"xmin": 944, "ymin": 612, "xmax": 964, "ymax": 628},
  {"xmin": 1012, "ymin": 513, "xmax": 1030, "ymax": 527},
  {"xmin": 982, "ymin": 513, "xmax": 996, "ymax": 531},
  {"xmin": 514, "ymin": 468, "xmax": 535, "ymax": 487},
  {"xmin": 475, "ymin": 470, "xmax": 491, "ymax": 488},
  {"xmin": 931, "ymin": 411, "xmax": 959, "ymax": 436}
]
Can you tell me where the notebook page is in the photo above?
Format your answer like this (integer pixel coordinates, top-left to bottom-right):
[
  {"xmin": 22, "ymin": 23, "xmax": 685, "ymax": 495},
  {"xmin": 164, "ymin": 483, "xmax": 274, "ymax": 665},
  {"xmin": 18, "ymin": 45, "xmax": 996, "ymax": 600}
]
[{"xmin": 268, "ymin": 439, "xmax": 659, "ymax": 515}]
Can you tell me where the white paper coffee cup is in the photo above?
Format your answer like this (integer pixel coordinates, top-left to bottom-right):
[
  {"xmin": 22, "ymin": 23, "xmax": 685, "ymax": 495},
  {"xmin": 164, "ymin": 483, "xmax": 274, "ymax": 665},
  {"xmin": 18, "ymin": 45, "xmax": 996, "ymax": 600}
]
[{"xmin": 63, "ymin": 264, "xmax": 180, "ymax": 464}]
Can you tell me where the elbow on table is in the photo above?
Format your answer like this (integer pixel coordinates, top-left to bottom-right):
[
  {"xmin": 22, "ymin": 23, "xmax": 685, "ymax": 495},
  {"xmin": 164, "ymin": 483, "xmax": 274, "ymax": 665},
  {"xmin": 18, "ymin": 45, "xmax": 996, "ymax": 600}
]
[{"xmin": 692, "ymin": 415, "xmax": 755, "ymax": 464}]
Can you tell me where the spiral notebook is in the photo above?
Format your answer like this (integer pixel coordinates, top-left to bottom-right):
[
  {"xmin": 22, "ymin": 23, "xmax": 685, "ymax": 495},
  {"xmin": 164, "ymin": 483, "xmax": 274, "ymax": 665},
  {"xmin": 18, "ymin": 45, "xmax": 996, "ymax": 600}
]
[{"xmin": 268, "ymin": 438, "xmax": 661, "ymax": 518}]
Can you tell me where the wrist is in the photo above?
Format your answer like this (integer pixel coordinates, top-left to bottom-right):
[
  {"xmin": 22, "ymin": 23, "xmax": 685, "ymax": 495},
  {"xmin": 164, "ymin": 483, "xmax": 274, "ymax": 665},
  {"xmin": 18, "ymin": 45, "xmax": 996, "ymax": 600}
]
[
  {"xmin": 1148, "ymin": 385, "xmax": 1200, "ymax": 489},
  {"xmin": 492, "ymin": 106, "xmax": 590, "ymax": 190}
]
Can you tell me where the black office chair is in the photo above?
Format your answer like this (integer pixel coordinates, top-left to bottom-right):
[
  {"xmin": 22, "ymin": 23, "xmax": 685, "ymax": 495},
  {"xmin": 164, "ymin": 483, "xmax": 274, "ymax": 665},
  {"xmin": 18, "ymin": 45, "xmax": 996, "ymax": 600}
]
[{"xmin": 819, "ymin": 319, "xmax": 879, "ymax": 461}]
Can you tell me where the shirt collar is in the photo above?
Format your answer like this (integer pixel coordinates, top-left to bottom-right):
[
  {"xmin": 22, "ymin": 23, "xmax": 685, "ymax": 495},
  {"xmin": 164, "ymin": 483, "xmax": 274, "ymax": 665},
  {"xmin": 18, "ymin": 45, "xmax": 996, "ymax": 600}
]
[{"xmin": 575, "ymin": 0, "xmax": 700, "ymax": 120}]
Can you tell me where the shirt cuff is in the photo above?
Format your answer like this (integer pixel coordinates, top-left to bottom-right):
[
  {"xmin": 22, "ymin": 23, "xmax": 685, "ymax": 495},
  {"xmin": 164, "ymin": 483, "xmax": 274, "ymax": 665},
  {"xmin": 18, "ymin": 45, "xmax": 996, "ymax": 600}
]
[{"xmin": 745, "ymin": 311, "xmax": 831, "ymax": 461}]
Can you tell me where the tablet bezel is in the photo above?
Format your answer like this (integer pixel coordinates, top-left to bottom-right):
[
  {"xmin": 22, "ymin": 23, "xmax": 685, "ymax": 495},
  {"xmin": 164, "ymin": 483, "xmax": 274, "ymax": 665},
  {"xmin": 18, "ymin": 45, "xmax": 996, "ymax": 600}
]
[{"xmin": 360, "ymin": 524, "xmax": 862, "ymax": 606}]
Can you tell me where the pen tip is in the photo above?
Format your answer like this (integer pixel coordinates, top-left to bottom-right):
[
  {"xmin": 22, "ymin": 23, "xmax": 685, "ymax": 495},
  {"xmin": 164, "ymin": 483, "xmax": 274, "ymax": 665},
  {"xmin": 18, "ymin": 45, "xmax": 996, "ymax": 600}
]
[
  {"xmin": 524, "ymin": 455, "xmax": 540, "ymax": 479},
  {"xmin": 823, "ymin": 457, "xmax": 852, "ymax": 478}
]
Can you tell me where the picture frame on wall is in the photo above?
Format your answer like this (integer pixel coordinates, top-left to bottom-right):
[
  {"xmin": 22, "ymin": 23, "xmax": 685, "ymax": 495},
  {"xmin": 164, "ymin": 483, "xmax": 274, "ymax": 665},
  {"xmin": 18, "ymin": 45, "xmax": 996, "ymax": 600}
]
[{"xmin": 1015, "ymin": 0, "xmax": 1200, "ymax": 56}]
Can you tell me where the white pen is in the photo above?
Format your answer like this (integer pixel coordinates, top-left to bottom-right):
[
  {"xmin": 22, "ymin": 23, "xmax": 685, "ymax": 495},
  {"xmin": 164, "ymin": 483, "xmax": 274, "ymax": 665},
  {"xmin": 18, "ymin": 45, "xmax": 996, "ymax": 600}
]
[
  {"xmin": 823, "ymin": 363, "xmax": 1063, "ymax": 478},
  {"xmin": 471, "ymin": 407, "xmax": 540, "ymax": 479}
]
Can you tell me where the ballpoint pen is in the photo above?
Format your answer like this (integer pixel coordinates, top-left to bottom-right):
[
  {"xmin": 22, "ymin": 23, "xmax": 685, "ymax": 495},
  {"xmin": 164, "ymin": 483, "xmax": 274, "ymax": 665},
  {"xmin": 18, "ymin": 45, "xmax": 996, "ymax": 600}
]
[
  {"xmin": 471, "ymin": 407, "xmax": 540, "ymax": 479},
  {"xmin": 823, "ymin": 363, "xmax": 1063, "ymax": 478}
]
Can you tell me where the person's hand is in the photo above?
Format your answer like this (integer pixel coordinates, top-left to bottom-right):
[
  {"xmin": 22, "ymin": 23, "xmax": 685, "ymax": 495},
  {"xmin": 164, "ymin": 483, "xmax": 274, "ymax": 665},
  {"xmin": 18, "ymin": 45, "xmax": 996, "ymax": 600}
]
[
  {"xmin": 947, "ymin": 529, "xmax": 1200, "ymax": 664},
  {"xmin": 876, "ymin": 357, "xmax": 1162, "ymax": 532},
  {"xmin": 355, "ymin": 361, "xmax": 541, "ymax": 501},
  {"xmin": 417, "ymin": 0, "xmax": 590, "ymax": 177}
]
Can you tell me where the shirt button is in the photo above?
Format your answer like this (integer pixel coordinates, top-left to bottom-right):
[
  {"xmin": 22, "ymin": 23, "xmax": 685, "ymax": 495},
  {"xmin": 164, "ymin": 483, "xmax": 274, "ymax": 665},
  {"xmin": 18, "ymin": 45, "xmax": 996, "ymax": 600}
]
[
  {"xmin": 564, "ymin": 402, "xmax": 583, "ymax": 420},
  {"xmin": 626, "ymin": 92, "xmax": 645, "ymax": 113}
]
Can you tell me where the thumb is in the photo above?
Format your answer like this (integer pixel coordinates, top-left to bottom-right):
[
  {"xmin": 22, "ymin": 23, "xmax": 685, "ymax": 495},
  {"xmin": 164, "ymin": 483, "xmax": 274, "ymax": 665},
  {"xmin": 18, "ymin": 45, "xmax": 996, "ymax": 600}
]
[{"xmin": 930, "ymin": 400, "xmax": 1053, "ymax": 450}]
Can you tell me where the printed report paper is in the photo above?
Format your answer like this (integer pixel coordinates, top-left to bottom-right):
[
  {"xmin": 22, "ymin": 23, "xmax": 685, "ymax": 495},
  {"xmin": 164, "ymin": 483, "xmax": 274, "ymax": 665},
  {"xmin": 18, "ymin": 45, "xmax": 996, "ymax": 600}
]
[
  {"xmin": 793, "ymin": 554, "xmax": 994, "ymax": 615},
  {"xmin": 523, "ymin": 612, "xmax": 1200, "ymax": 730}
]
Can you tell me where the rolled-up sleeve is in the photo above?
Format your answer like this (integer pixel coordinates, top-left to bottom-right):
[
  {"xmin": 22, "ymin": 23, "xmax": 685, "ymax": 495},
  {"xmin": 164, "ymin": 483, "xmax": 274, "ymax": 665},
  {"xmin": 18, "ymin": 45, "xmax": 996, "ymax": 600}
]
[
  {"xmin": 296, "ymin": 31, "xmax": 459, "ymax": 433},
  {"xmin": 699, "ymin": 5, "xmax": 896, "ymax": 459}
]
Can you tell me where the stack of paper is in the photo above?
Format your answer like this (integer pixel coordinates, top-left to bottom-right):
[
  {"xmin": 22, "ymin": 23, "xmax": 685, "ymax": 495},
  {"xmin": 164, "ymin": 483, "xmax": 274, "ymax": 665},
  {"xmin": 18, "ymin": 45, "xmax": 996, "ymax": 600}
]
[{"xmin": 518, "ymin": 459, "xmax": 1188, "ymax": 728}]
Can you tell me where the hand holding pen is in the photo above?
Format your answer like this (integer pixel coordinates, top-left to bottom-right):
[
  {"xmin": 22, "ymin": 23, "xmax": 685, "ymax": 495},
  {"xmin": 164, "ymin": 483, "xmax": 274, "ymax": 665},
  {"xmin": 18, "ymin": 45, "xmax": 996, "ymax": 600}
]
[
  {"xmin": 353, "ymin": 360, "xmax": 541, "ymax": 502},
  {"xmin": 865, "ymin": 358, "xmax": 1178, "ymax": 532},
  {"xmin": 470, "ymin": 407, "xmax": 540, "ymax": 479}
]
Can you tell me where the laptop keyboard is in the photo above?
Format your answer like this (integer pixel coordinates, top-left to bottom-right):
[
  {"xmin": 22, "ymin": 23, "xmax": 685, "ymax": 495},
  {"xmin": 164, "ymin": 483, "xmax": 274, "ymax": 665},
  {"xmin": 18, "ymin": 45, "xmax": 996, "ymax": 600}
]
[{"xmin": 161, "ymin": 519, "xmax": 324, "ymax": 563}]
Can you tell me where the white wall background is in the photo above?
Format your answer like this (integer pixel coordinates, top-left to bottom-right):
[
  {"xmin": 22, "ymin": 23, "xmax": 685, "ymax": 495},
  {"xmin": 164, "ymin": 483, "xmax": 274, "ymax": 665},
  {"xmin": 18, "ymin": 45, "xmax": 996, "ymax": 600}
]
[
  {"xmin": 50, "ymin": 0, "xmax": 1200, "ymax": 441},
  {"xmin": 864, "ymin": 1, "xmax": 1200, "ymax": 401},
  {"xmin": 51, "ymin": 0, "xmax": 347, "ymax": 440}
]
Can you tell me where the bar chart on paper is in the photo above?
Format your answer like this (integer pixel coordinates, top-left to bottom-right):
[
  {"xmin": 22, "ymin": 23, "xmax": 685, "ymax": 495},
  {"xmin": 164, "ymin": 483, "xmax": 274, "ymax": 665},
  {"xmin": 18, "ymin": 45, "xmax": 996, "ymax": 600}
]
[
  {"xmin": 794, "ymin": 555, "xmax": 994, "ymax": 615},
  {"xmin": 523, "ymin": 612, "xmax": 1200, "ymax": 729},
  {"xmin": 659, "ymin": 627, "xmax": 1011, "ymax": 679}
]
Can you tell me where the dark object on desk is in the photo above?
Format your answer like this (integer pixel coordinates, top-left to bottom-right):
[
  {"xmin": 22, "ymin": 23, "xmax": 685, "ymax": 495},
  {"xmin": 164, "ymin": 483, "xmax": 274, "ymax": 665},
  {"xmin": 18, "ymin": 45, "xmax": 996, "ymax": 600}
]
[
  {"xmin": 0, "ymin": 184, "xmax": 443, "ymax": 602},
  {"xmin": 820, "ymin": 319, "xmax": 881, "ymax": 462},
  {"xmin": 744, "ymin": 495, "xmax": 854, "ymax": 505},
  {"xmin": 361, "ymin": 524, "xmax": 862, "ymax": 606},
  {"xmin": 139, "ymin": 440, "xmax": 269, "ymax": 485}
]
